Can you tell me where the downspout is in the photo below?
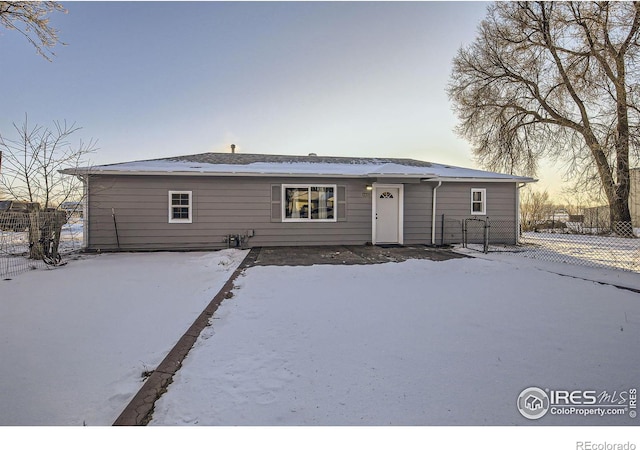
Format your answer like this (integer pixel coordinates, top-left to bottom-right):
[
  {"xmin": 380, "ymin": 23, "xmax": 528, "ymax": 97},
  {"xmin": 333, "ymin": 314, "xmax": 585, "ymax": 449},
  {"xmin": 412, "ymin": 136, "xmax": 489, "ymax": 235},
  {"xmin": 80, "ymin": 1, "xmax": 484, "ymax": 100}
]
[
  {"xmin": 516, "ymin": 183, "xmax": 526, "ymax": 244},
  {"xmin": 78, "ymin": 174, "xmax": 89, "ymax": 250},
  {"xmin": 431, "ymin": 181, "xmax": 442, "ymax": 245}
]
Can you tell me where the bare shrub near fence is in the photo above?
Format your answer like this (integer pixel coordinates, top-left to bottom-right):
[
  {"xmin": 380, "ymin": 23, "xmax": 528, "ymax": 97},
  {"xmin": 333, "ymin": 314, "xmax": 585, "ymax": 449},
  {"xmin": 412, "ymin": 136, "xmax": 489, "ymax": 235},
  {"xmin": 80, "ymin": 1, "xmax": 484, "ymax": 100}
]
[
  {"xmin": 0, "ymin": 211, "xmax": 83, "ymax": 279},
  {"xmin": 0, "ymin": 212, "xmax": 37, "ymax": 278}
]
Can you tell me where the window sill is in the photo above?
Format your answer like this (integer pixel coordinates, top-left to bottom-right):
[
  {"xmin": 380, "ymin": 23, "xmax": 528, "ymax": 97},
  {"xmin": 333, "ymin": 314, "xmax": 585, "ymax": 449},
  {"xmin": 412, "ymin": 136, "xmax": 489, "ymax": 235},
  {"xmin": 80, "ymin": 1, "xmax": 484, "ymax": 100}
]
[{"xmin": 282, "ymin": 219, "xmax": 337, "ymax": 223}]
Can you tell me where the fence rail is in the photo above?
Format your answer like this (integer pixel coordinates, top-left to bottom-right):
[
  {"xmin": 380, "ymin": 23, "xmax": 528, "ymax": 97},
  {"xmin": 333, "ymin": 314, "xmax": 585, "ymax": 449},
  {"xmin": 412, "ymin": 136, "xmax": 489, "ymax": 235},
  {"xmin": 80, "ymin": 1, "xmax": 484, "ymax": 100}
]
[
  {"xmin": 445, "ymin": 215, "xmax": 640, "ymax": 273},
  {"xmin": 518, "ymin": 222, "xmax": 639, "ymax": 273},
  {"xmin": 0, "ymin": 211, "xmax": 83, "ymax": 279},
  {"xmin": 3, "ymin": 211, "xmax": 639, "ymax": 276}
]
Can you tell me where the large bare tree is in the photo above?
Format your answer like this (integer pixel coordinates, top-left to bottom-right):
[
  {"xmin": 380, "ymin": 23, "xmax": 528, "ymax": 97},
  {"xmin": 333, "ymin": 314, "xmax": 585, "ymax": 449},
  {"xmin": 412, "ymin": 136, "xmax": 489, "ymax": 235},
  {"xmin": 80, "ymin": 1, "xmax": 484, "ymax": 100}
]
[
  {"xmin": 0, "ymin": 1, "xmax": 65, "ymax": 61},
  {"xmin": 0, "ymin": 116, "xmax": 96, "ymax": 210},
  {"xmin": 448, "ymin": 1, "xmax": 640, "ymax": 227}
]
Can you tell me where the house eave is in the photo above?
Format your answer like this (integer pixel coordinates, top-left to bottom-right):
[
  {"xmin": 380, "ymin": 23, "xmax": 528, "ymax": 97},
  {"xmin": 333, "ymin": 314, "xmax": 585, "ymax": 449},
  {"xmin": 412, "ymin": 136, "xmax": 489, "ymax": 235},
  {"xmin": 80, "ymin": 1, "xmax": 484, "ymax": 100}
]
[
  {"xmin": 59, "ymin": 169, "xmax": 536, "ymax": 183},
  {"xmin": 423, "ymin": 176, "xmax": 538, "ymax": 183},
  {"xmin": 60, "ymin": 169, "xmax": 370, "ymax": 178}
]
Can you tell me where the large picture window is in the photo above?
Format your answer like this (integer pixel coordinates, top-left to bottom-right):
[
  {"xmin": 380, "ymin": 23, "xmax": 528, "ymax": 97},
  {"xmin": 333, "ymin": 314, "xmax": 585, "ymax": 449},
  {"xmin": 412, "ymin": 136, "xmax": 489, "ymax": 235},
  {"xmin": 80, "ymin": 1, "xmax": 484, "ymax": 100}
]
[
  {"xmin": 471, "ymin": 188, "xmax": 486, "ymax": 215},
  {"xmin": 283, "ymin": 185, "xmax": 336, "ymax": 222},
  {"xmin": 168, "ymin": 191, "xmax": 192, "ymax": 223}
]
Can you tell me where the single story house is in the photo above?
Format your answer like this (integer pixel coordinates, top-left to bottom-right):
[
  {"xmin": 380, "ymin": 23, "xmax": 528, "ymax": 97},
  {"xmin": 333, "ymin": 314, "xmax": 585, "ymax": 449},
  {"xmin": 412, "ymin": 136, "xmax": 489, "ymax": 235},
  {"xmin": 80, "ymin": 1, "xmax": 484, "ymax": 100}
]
[{"xmin": 62, "ymin": 152, "xmax": 536, "ymax": 251}]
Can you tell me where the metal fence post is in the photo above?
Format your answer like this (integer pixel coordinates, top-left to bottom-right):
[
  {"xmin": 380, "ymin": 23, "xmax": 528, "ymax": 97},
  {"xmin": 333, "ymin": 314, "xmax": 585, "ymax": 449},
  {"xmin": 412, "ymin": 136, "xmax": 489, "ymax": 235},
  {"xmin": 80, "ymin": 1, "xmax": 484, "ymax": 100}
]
[
  {"xmin": 484, "ymin": 217, "xmax": 490, "ymax": 253},
  {"xmin": 462, "ymin": 219, "xmax": 467, "ymax": 248}
]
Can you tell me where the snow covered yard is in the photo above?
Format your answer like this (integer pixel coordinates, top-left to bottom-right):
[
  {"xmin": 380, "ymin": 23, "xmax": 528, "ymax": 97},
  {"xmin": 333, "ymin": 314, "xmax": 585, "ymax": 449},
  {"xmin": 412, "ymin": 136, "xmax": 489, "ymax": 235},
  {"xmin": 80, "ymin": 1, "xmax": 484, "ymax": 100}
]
[
  {"xmin": 1, "ymin": 246, "xmax": 639, "ymax": 430},
  {"xmin": 0, "ymin": 249, "xmax": 247, "ymax": 425},
  {"xmin": 519, "ymin": 231, "xmax": 640, "ymax": 272},
  {"xmin": 149, "ymin": 255, "xmax": 640, "ymax": 426}
]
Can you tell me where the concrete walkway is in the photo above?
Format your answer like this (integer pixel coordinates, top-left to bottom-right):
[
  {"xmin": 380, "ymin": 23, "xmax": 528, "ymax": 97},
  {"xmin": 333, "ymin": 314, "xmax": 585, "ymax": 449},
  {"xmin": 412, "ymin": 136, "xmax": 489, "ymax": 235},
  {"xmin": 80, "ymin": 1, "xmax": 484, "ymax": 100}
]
[
  {"xmin": 113, "ymin": 245, "xmax": 463, "ymax": 425},
  {"xmin": 254, "ymin": 244, "xmax": 467, "ymax": 266}
]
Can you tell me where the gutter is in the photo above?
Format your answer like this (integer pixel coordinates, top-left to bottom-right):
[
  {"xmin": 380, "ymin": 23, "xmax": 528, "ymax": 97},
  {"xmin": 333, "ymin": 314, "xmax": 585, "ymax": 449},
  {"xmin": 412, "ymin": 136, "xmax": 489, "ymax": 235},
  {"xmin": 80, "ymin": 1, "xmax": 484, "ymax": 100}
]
[
  {"xmin": 431, "ymin": 181, "xmax": 442, "ymax": 245},
  {"xmin": 423, "ymin": 176, "xmax": 537, "ymax": 183},
  {"xmin": 60, "ymin": 170, "xmax": 415, "ymax": 179},
  {"xmin": 60, "ymin": 170, "xmax": 537, "ymax": 183},
  {"xmin": 79, "ymin": 174, "xmax": 89, "ymax": 250},
  {"xmin": 516, "ymin": 182, "xmax": 527, "ymax": 245}
]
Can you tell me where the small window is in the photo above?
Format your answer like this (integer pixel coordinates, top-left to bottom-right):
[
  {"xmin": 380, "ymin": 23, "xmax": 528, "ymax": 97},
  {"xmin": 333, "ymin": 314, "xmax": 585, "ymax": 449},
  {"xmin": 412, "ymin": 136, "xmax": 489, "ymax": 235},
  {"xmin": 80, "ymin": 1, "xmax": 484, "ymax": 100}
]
[
  {"xmin": 169, "ymin": 191, "xmax": 192, "ymax": 223},
  {"xmin": 471, "ymin": 188, "xmax": 486, "ymax": 215},
  {"xmin": 282, "ymin": 185, "xmax": 336, "ymax": 222}
]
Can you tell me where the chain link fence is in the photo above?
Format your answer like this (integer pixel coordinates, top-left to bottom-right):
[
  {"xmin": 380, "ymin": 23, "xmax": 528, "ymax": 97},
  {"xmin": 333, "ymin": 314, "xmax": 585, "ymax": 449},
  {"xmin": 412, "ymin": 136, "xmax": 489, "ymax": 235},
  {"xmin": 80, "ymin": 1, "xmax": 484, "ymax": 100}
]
[
  {"xmin": 0, "ymin": 211, "xmax": 84, "ymax": 279},
  {"xmin": 440, "ymin": 216, "xmax": 518, "ymax": 248},
  {"xmin": 518, "ymin": 221, "xmax": 639, "ymax": 272},
  {"xmin": 442, "ymin": 214, "xmax": 640, "ymax": 273},
  {"xmin": 3, "ymin": 210, "xmax": 638, "ymax": 276}
]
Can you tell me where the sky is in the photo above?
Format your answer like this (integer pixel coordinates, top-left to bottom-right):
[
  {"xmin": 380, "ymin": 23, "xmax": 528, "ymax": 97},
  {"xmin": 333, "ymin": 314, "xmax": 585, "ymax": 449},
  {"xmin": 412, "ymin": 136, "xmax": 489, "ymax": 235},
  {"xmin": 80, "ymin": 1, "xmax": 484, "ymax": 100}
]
[{"xmin": 0, "ymin": 1, "xmax": 565, "ymax": 196}]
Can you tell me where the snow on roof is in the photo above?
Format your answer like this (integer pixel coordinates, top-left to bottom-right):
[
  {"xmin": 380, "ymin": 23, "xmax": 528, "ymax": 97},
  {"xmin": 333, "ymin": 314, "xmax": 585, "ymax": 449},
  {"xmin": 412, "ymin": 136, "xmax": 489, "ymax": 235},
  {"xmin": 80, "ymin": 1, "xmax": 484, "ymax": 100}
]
[{"xmin": 63, "ymin": 152, "xmax": 536, "ymax": 182}]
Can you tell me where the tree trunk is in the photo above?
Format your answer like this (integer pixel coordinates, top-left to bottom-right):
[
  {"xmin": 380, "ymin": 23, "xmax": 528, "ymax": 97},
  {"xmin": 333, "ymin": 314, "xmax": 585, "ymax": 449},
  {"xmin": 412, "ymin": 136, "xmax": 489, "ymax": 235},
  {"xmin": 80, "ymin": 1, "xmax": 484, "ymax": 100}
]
[
  {"xmin": 584, "ymin": 137, "xmax": 633, "ymax": 235},
  {"xmin": 611, "ymin": 54, "xmax": 633, "ymax": 235},
  {"xmin": 609, "ymin": 196, "xmax": 633, "ymax": 237},
  {"xmin": 50, "ymin": 210, "xmax": 67, "ymax": 257},
  {"xmin": 28, "ymin": 211, "xmax": 43, "ymax": 260}
]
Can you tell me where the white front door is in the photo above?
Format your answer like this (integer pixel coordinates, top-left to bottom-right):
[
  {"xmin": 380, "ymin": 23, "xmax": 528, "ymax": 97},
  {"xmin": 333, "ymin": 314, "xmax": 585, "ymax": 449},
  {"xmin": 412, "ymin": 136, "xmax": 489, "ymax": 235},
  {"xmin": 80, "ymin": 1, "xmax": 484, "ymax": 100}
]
[{"xmin": 374, "ymin": 186, "xmax": 401, "ymax": 244}]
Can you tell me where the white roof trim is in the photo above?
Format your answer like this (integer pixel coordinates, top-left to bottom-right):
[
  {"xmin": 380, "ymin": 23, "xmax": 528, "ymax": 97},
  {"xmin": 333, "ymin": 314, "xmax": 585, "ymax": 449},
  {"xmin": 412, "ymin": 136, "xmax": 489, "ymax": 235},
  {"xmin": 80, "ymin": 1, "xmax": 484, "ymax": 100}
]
[
  {"xmin": 63, "ymin": 169, "xmax": 536, "ymax": 183},
  {"xmin": 63, "ymin": 169, "xmax": 371, "ymax": 178},
  {"xmin": 426, "ymin": 176, "xmax": 538, "ymax": 183},
  {"xmin": 60, "ymin": 153, "xmax": 537, "ymax": 183}
]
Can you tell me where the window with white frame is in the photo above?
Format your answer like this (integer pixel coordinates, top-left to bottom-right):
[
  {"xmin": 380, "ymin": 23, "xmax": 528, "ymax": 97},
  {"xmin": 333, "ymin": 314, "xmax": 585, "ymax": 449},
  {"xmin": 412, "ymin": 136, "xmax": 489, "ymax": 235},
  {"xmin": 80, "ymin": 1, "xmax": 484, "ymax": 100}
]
[
  {"xmin": 471, "ymin": 188, "xmax": 486, "ymax": 215},
  {"xmin": 168, "ymin": 191, "xmax": 192, "ymax": 223},
  {"xmin": 282, "ymin": 185, "xmax": 336, "ymax": 222}
]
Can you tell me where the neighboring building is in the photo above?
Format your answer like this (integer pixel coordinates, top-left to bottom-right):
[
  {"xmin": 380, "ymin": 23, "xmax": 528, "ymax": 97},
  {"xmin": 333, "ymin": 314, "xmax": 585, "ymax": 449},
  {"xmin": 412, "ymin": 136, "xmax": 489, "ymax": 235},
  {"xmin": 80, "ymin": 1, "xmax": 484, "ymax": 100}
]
[
  {"xmin": 581, "ymin": 205, "xmax": 610, "ymax": 229},
  {"xmin": 547, "ymin": 209, "xmax": 570, "ymax": 223},
  {"xmin": 59, "ymin": 201, "xmax": 83, "ymax": 217},
  {"xmin": 61, "ymin": 152, "xmax": 535, "ymax": 251},
  {"xmin": 580, "ymin": 168, "xmax": 639, "ymax": 230}
]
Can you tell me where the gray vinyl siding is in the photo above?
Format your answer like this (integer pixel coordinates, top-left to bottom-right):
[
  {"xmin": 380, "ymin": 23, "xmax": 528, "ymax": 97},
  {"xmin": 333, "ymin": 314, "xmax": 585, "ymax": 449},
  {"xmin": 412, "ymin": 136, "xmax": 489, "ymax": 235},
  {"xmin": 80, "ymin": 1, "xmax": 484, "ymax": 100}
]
[
  {"xmin": 430, "ymin": 182, "xmax": 518, "ymax": 245},
  {"xmin": 85, "ymin": 175, "xmax": 519, "ymax": 250},
  {"xmin": 403, "ymin": 183, "xmax": 433, "ymax": 245},
  {"xmin": 86, "ymin": 175, "xmax": 373, "ymax": 250}
]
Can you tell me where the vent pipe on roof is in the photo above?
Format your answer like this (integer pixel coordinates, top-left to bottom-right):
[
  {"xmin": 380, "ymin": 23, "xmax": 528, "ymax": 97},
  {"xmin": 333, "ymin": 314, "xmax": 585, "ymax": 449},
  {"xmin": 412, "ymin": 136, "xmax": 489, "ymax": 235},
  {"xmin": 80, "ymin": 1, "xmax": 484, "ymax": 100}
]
[{"xmin": 231, "ymin": 144, "xmax": 236, "ymax": 154}]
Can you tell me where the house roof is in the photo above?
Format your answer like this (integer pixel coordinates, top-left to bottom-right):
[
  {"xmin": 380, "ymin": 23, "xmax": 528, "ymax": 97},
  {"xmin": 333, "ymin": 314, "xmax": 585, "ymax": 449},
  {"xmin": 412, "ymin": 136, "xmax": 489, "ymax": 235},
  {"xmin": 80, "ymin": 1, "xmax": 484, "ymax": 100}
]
[{"xmin": 62, "ymin": 152, "xmax": 537, "ymax": 182}]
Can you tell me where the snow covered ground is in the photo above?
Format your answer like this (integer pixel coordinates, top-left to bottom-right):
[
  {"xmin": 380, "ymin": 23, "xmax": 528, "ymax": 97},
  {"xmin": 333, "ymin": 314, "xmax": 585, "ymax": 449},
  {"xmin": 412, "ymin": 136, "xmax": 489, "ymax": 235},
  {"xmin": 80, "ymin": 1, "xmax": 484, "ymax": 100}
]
[
  {"xmin": 149, "ymin": 254, "xmax": 640, "ymax": 426},
  {"xmin": 0, "ymin": 249, "xmax": 247, "ymax": 425},
  {"xmin": 519, "ymin": 231, "xmax": 640, "ymax": 272},
  {"xmin": 1, "ymin": 246, "xmax": 639, "ymax": 446}
]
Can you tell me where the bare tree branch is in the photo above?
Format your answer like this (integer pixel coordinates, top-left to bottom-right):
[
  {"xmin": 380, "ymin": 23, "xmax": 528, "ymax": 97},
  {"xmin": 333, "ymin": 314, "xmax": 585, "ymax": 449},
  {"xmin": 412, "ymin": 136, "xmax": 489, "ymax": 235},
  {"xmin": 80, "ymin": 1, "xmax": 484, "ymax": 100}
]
[
  {"xmin": 0, "ymin": 115, "xmax": 97, "ymax": 209},
  {"xmin": 448, "ymin": 1, "xmax": 640, "ymax": 226},
  {"xmin": 0, "ymin": 1, "xmax": 66, "ymax": 61}
]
